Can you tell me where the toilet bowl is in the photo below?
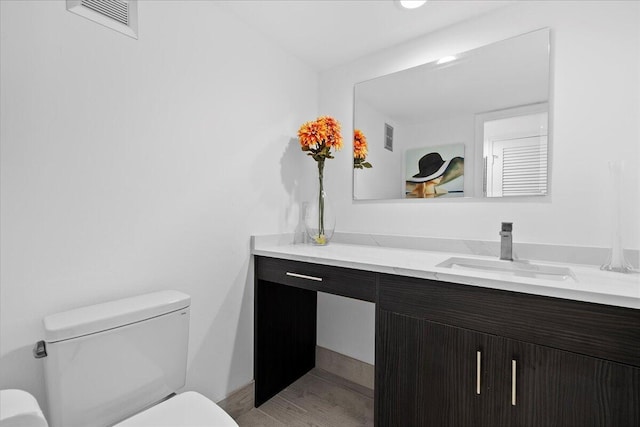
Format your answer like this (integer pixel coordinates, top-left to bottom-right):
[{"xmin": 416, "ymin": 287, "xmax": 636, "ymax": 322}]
[
  {"xmin": 114, "ymin": 391, "xmax": 236, "ymax": 426},
  {"xmin": 35, "ymin": 290, "xmax": 238, "ymax": 427},
  {"xmin": 0, "ymin": 389, "xmax": 48, "ymax": 427},
  {"xmin": 0, "ymin": 388, "xmax": 235, "ymax": 427}
]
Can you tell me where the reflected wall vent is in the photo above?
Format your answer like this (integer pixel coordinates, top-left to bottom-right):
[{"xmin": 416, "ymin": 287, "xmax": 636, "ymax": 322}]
[{"xmin": 67, "ymin": 0, "xmax": 138, "ymax": 39}]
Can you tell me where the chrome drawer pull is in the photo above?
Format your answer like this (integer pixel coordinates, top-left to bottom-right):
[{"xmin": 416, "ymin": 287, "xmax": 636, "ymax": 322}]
[
  {"xmin": 511, "ymin": 359, "xmax": 517, "ymax": 406},
  {"xmin": 476, "ymin": 351, "xmax": 481, "ymax": 395},
  {"xmin": 286, "ymin": 272, "xmax": 323, "ymax": 282}
]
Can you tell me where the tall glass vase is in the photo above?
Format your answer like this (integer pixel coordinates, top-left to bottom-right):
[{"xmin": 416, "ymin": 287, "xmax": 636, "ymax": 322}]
[
  {"xmin": 304, "ymin": 160, "xmax": 335, "ymax": 245},
  {"xmin": 600, "ymin": 160, "xmax": 633, "ymax": 273}
]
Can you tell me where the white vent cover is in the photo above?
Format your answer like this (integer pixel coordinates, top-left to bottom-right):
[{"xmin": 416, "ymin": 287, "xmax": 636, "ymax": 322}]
[{"xmin": 67, "ymin": 0, "xmax": 138, "ymax": 39}]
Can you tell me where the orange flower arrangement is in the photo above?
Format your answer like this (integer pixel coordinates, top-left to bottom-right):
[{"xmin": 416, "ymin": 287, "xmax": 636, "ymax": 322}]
[
  {"xmin": 353, "ymin": 129, "xmax": 372, "ymax": 169},
  {"xmin": 298, "ymin": 116, "xmax": 343, "ymax": 245},
  {"xmin": 298, "ymin": 116, "xmax": 343, "ymax": 161}
]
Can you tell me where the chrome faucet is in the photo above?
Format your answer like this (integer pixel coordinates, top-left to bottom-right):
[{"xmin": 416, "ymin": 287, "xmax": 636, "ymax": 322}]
[{"xmin": 499, "ymin": 222, "xmax": 513, "ymax": 261}]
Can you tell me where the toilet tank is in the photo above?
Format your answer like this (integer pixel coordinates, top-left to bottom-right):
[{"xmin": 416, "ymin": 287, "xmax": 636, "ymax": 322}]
[{"xmin": 41, "ymin": 291, "xmax": 191, "ymax": 427}]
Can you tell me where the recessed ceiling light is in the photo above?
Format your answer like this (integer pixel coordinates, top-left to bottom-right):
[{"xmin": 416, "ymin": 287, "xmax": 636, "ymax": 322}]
[
  {"xmin": 437, "ymin": 56, "xmax": 457, "ymax": 64},
  {"xmin": 398, "ymin": 0, "xmax": 427, "ymax": 10}
]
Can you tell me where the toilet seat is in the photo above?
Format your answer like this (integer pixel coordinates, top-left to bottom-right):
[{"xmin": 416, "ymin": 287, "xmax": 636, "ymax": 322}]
[
  {"xmin": 0, "ymin": 389, "xmax": 48, "ymax": 427},
  {"xmin": 114, "ymin": 391, "xmax": 238, "ymax": 427}
]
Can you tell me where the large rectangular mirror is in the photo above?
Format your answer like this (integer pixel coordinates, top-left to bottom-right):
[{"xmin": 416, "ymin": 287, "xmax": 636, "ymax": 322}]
[{"xmin": 353, "ymin": 28, "xmax": 551, "ymax": 201}]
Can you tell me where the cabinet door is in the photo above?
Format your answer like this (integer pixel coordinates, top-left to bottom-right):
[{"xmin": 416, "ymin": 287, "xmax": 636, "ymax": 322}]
[
  {"xmin": 532, "ymin": 345, "xmax": 640, "ymax": 427},
  {"xmin": 376, "ymin": 310, "xmax": 505, "ymax": 427},
  {"xmin": 504, "ymin": 339, "xmax": 640, "ymax": 427}
]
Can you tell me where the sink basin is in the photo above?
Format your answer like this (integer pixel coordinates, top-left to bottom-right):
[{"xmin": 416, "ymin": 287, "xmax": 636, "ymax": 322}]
[{"xmin": 436, "ymin": 257, "xmax": 575, "ymax": 281}]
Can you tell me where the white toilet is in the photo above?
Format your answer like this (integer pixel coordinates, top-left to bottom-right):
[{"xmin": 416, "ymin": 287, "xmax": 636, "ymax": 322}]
[
  {"xmin": 0, "ymin": 389, "xmax": 48, "ymax": 427},
  {"xmin": 27, "ymin": 290, "xmax": 238, "ymax": 427}
]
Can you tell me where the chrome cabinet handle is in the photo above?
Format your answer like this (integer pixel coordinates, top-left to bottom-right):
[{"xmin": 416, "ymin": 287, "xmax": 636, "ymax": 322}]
[
  {"xmin": 285, "ymin": 272, "xmax": 323, "ymax": 282},
  {"xmin": 511, "ymin": 359, "xmax": 517, "ymax": 406},
  {"xmin": 476, "ymin": 351, "xmax": 481, "ymax": 395}
]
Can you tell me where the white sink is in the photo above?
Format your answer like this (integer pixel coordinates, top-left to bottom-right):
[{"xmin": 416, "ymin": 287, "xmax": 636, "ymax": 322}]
[{"xmin": 437, "ymin": 257, "xmax": 575, "ymax": 281}]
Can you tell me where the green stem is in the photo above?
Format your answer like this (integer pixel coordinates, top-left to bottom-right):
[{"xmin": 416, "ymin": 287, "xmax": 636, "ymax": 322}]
[{"xmin": 317, "ymin": 160, "xmax": 325, "ymax": 237}]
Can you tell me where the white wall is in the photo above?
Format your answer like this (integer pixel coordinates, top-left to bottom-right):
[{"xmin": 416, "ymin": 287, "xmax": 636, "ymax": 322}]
[
  {"xmin": 317, "ymin": 1, "xmax": 639, "ymax": 363},
  {"xmin": 0, "ymin": 0, "xmax": 317, "ymax": 414}
]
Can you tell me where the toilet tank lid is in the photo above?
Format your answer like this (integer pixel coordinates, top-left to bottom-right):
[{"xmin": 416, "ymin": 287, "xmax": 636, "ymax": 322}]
[{"xmin": 43, "ymin": 290, "xmax": 191, "ymax": 343}]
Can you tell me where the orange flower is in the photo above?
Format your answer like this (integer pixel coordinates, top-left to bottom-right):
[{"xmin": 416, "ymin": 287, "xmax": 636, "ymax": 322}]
[
  {"xmin": 298, "ymin": 120, "xmax": 327, "ymax": 150},
  {"xmin": 353, "ymin": 129, "xmax": 368, "ymax": 159},
  {"xmin": 317, "ymin": 116, "xmax": 343, "ymax": 151},
  {"xmin": 298, "ymin": 116, "xmax": 343, "ymax": 161},
  {"xmin": 353, "ymin": 129, "xmax": 372, "ymax": 169}
]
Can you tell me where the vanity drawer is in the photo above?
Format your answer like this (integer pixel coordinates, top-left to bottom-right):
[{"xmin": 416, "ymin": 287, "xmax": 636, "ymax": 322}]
[
  {"xmin": 378, "ymin": 273, "xmax": 640, "ymax": 367},
  {"xmin": 256, "ymin": 256, "xmax": 375, "ymax": 302}
]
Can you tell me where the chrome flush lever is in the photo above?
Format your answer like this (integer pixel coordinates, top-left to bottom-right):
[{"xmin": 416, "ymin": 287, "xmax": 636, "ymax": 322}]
[{"xmin": 33, "ymin": 340, "xmax": 47, "ymax": 359}]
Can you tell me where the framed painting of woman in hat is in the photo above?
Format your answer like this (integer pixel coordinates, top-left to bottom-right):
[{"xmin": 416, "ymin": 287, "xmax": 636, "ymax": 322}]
[{"xmin": 405, "ymin": 144, "xmax": 465, "ymax": 198}]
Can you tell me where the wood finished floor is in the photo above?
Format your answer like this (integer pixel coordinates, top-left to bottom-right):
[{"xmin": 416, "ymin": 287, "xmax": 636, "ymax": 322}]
[{"xmin": 236, "ymin": 368, "xmax": 374, "ymax": 427}]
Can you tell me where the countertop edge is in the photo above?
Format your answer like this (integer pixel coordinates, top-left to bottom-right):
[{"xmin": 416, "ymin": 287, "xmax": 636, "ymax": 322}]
[{"xmin": 252, "ymin": 246, "xmax": 640, "ymax": 310}]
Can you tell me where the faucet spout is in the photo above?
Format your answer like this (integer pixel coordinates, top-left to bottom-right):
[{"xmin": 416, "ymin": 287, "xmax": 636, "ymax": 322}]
[{"xmin": 499, "ymin": 222, "xmax": 513, "ymax": 261}]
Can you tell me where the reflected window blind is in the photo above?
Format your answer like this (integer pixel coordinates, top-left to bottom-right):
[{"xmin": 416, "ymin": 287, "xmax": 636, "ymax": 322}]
[{"xmin": 501, "ymin": 141, "xmax": 547, "ymax": 196}]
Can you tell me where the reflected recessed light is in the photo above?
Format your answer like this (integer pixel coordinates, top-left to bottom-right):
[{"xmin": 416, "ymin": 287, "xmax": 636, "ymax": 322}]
[
  {"xmin": 437, "ymin": 56, "xmax": 457, "ymax": 64},
  {"xmin": 398, "ymin": 0, "xmax": 427, "ymax": 10}
]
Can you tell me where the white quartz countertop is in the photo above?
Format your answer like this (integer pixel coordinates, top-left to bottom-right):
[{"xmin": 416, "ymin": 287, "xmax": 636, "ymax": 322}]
[{"xmin": 252, "ymin": 237, "xmax": 640, "ymax": 309}]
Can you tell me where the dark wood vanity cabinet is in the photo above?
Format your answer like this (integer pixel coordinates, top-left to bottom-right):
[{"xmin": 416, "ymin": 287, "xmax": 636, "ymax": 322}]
[
  {"xmin": 376, "ymin": 273, "xmax": 640, "ymax": 427},
  {"xmin": 254, "ymin": 256, "xmax": 640, "ymax": 426},
  {"xmin": 377, "ymin": 311, "xmax": 640, "ymax": 426}
]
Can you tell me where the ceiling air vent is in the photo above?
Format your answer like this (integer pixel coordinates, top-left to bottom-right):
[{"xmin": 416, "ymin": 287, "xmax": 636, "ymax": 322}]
[{"xmin": 67, "ymin": 0, "xmax": 138, "ymax": 39}]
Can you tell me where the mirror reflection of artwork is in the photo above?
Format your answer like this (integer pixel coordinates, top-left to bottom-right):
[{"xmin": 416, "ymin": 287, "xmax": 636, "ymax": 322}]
[{"xmin": 405, "ymin": 144, "xmax": 464, "ymax": 198}]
